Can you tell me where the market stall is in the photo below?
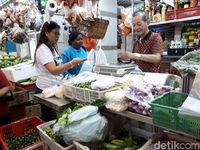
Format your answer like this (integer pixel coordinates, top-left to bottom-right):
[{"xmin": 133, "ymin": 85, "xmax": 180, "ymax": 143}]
[{"xmin": 1, "ymin": 0, "xmax": 200, "ymax": 150}]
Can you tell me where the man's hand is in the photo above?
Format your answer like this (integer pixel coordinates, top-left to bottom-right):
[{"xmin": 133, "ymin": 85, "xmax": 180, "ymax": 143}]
[
  {"xmin": 120, "ymin": 52, "xmax": 132, "ymax": 61},
  {"xmin": 120, "ymin": 52, "xmax": 141, "ymax": 61}
]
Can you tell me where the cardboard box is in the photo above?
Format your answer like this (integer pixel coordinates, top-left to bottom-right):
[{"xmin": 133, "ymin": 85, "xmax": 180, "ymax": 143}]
[
  {"xmin": 2, "ymin": 63, "xmax": 36, "ymax": 82},
  {"xmin": 8, "ymin": 87, "xmax": 29, "ymax": 107},
  {"xmin": 26, "ymin": 104, "xmax": 42, "ymax": 118}
]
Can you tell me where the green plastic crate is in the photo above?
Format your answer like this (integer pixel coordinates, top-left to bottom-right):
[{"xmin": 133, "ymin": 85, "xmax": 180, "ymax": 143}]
[
  {"xmin": 179, "ymin": 114, "xmax": 200, "ymax": 138},
  {"xmin": 149, "ymin": 92, "xmax": 188, "ymax": 130}
]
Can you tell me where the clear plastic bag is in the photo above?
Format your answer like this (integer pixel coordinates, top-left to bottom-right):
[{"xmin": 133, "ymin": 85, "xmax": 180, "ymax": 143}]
[
  {"xmin": 70, "ymin": 71, "xmax": 100, "ymax": 84},
  {"xmin": 95, "ymin": 40, "xmax": 107, "ymax": 65},
  {"xmin": 179, "ymin": 67, "xmax": 200, "ymax": 118},
  {"xmin": 79, "ymin": 60, "xmax": 93, "ymax": 74},
  {"xmin": 91, "ymin": 77, "xmax": 115, "ymax": 90},
  {"xmin": 105, "ymin": 89, "xmax": 129, "ymax": 112}
]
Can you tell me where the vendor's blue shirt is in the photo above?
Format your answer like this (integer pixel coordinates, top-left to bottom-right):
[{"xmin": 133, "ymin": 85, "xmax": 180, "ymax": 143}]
[{"xmin": 61, "ymin": 46, "xmax": 87, "ymax": 76}]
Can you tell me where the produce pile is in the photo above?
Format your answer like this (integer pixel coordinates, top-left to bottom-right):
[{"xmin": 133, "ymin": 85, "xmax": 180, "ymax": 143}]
[
  {"xmin": 0, "ymin": 54, "xmax": 30, "ymax": 68},
  {"xmin": 100, "ymin": 132, "xmax": 146, "ymax": 150},
  {"xmin": 18, "ymin": 76, "xmax": 37, "ymax": 85},
  {"xmin": 45, "ymin": 102, "xmax": 107, "ymax": 146},
  {"xmin": 75, "ymin": 81, "xmax": 92, "ymax": 89},
  {"xmin": 5, "ymin": 131, "xmax": 40, "ymax": 150},
  {"xmin": 172, "ymin": 50, "xmax": 200, "ymax": 76},
  {"xmin": 126, "ymin": 83, "xmax": 171, "ymax": 116}
]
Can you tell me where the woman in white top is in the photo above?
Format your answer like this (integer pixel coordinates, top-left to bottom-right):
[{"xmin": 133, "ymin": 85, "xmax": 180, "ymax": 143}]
[{"xmin": 34, "ymin": 21, "xmax": 86, "ymax": 93}]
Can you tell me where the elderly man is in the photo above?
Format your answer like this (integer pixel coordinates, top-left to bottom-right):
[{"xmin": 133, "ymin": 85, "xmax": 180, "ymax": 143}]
[{"xmin": 121, "ymin": 10, "xmax": 163, "ymax": 72}]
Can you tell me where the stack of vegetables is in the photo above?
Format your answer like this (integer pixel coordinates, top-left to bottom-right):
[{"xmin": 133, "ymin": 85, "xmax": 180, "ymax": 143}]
[
  {"xmin": 100, "ymin": 132, "xmax": 146, "ymax": 150},
  {"xmin": 126, "ymin": 83, "xmax": 171, "ymax": 116},
  {"xmin": 0, "ymin": 54, "xmax": 30, "ymax": 68},
  {"xmin": 5, "ymin": 132, "xmax": 40, "ymax": 150}
]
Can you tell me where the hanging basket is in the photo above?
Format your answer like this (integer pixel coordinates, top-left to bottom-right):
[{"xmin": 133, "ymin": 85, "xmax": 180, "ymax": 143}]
[{"xmin": 87, "ymin": 18, "xmax": 109, "ymax": 39}]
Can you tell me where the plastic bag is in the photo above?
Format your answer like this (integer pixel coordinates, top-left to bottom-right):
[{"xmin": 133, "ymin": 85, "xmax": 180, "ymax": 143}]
[
  {"xmin": 70, "ymin": 71, "xmax": 100, "ymax": 84},
  {"xmin": 96, "ymin": 40, "xmax": 107, "ymax": 65},
  {"xmin": 124, "ymin": 12, "xmax": 132, "ymax": 28},
  {"xmin": 10, "ymin": 23, "xmax": 28, "ymax": 44},
  {"xmin": 68, "ymin": 106, "xmax": 98, "ymax": 123},
  {"xmin": 91, "ymin": 77, "xmax": 115, "ymax": 90},
  {"xmin": 79, "ymin": 60, "xmax": 93, "ymax": 74},
  {"xmin": 65, "ymin": 4, "xmax": 93, "ymax": 26},
  {"xmin": 171, "ymin": 50, "xmax": 200, "ymax": 76},
  {"xmin": 105, "ymin": 89, "xmax": 129, "ymax": 112},
  {"xmin": 179, "ymin": 67, "xmax": 200, "ymax": 118},
  {"xmin": 60, "ymin": 106, "xmax": 108, "ymax": 144},
  {"xmin": 25, "ymin": 6, "xmax": 42, "ymax": 31},
  {"xmin": 42, "ymin": 85, "xmax": 58, "ymax": 98},
  {"xmin": 119, "ymin": 7, "xmax": 132, "ymax": 36}
]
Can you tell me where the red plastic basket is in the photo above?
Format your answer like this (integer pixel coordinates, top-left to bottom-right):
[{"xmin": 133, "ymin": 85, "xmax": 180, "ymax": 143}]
[
  {"xmin": 12, "ymin": 82, "xmax": 36, "ymax": 91},
  {"xmin": 0, "ymin": 116, "xmax": 44, "ymax": 150}
]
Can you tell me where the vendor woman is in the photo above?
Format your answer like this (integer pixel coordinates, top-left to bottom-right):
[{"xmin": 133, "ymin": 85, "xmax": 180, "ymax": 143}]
[{"xmin": 61, "ymin": 31, "xmax": 88, "ymax": 76}]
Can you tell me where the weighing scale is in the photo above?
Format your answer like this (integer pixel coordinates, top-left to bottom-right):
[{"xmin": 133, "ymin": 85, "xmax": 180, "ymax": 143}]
[{"xmin": 94, "ymin": 63, "xmax": 141, "ymax": 76}]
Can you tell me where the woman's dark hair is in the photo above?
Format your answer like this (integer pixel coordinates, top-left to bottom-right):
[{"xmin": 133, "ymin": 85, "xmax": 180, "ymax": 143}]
[
  {"xmin": 68, "ymin": 30, "xmax": 82, "ymax": 45},
  {"xmin": 34, "ymin": 21, "xmax": 60, "ymax": 64}
]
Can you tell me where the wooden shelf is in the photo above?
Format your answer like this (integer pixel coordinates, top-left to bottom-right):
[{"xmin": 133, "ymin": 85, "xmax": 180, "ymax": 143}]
[
  {"xmin": 33, "ymin": 94, "xmax": 73, "ymax": 112},
  {"xmin": 101, "ymin": 108, "xmax": 153, "ymax": 125},
  {"xmin": 149, "ymin": 16, "xmax": 200, "ymax": 26}
]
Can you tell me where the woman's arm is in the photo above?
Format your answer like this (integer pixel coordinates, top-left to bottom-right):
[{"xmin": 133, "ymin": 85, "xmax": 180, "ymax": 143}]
[{"xmin": 45, "ymin": 58, "xmax": 86, "ymax": 75}]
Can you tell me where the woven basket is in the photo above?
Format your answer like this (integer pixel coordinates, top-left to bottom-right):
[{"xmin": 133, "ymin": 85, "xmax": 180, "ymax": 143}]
[{"xmin": 87, "ymin": 18, "xmax": 109, "ymax": 39}]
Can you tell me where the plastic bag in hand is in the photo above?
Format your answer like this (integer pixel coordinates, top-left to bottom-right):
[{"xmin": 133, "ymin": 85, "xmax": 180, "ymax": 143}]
[
  {"xmin": 91, "ymin": 77, "xmax": 115, "ymax": 90},
  {"xmin": 79, "ymin": 60, "xmax": 93, "ymax": 74},
  {"xmin": 61, "ymin": 113, "xmax": 108, "ymax": 144}
]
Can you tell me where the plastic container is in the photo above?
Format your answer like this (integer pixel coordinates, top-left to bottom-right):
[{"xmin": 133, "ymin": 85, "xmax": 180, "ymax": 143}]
[
  {"xmin": 64, "ymin": 84, "xmax": 120, "ymax": 103},
  {"xmin": 37, "ymin": 120, "xmax": 75, "ymax": 150},
  {"xmin": 179, "ymin": 115, "xmax": 200, "ymax": 138},
  {"xmin": 149, "ymin": 92, "xmax": 188, "ymax": 130},
  {"xmin": 0, "ymin": 116, "xmax": 44, "ymax": 150}
]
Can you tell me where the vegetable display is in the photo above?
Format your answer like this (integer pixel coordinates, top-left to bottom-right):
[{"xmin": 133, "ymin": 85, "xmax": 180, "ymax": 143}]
[
  {"xmin": 172, "ymin": 50, "xmax": 200, "ymax": 76},
  {"xmin": 5, "ymin": 132, "xmax": 40, "ymax": 150},
  {"xmin": 75, "ymin": 81, "xmax": 92, "ymax": 89},
  {"xmin": 0, "ymin": 54, "xmax": 30, "ymax": 68},
  {"xmin": 125, "ymin": 83, "xmax": 171, "ymax": 116},
  {"xmin": 45, "ymin": 103, "xmax": 85, "ymax": 146},
  {"xmin": 100, "ymin": 132, "xmax": 146, "ymax": 150}
]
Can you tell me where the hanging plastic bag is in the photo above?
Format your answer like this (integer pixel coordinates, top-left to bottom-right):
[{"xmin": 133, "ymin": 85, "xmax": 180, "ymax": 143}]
[{"xmin": 96, "ymin": 40, "xmax": 107, "ymax": 65}]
